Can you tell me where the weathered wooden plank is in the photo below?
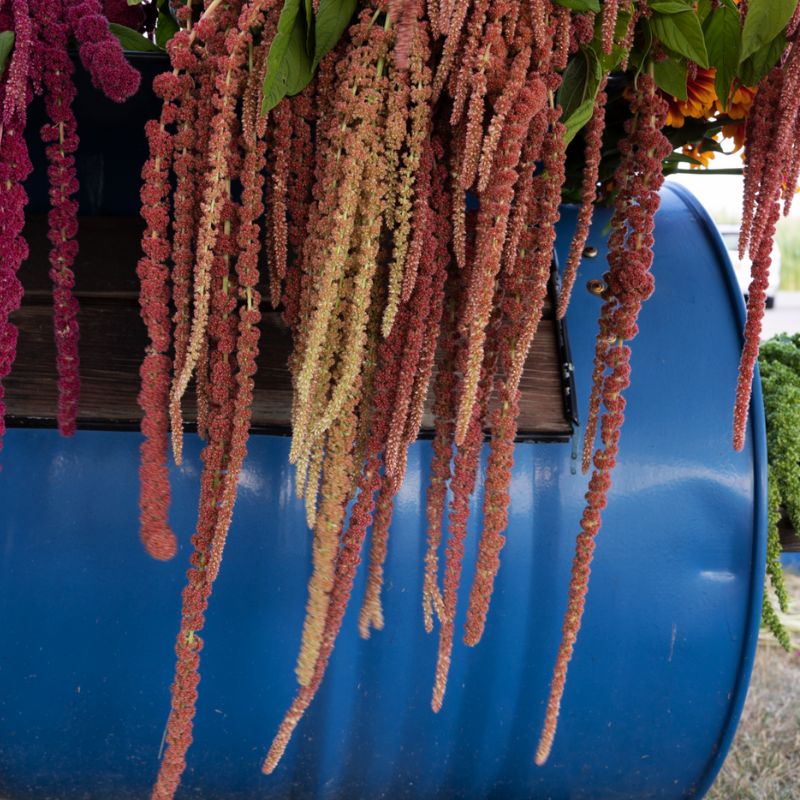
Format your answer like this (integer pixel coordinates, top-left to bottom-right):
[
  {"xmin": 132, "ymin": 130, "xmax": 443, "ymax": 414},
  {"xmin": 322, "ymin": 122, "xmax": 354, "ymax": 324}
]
[{"xmin": 5, "ymin": 298, "xmax": 572, "ymax": 438}]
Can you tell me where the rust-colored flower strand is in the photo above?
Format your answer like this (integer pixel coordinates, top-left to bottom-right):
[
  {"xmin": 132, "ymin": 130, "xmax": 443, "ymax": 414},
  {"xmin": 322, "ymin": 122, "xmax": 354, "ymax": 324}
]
[
  {"xmin": 168, "ymin": 0, "xmax": 266, "ymax": 456},
  {"xmin": 360, "ymin": 134, "xmax": 451, "ymax": 637},
  {"xmin": 137, "ymin": 103, "xmax": 178, "ymax": 562},
  {"xmin": 204, "ymin": 44, "xmax": 268, "ymax": 584},
  {"xmin": 734, "ymin": 40, "xmax": 800, "ymax": 450},
  {"xmin": 557, "ymin": 80, "xmax": 608, "ymax": 320},
  {"xmin": 455, "ymin": 81, "xmax": 542, "ymax": 444},
  {"xmin": 464, "ymin": 114, "xmax": 566, "ymax": 648},
  {"xmin": 535, "ymin": 73, "xmax": 670, "ymax": 766}
]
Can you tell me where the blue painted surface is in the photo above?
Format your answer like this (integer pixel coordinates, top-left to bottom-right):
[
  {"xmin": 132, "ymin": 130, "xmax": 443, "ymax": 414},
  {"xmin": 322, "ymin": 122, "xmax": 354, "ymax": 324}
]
[
  {"xmin": 781, "ymin": 553, "xmax": 800, "ymax": 570},
  {"xmin": 0, "ymin": 185, "xmax": 766, "ymax": 799}
]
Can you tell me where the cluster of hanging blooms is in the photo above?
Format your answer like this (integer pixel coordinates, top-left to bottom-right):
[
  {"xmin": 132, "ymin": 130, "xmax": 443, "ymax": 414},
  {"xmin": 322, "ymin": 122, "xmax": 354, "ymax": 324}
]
[
  {"xmin": 5, "ymin": 0, "xmax": 800, "ymax": 796},
  {"xmin": 0, "ymin": 0, "xmax": 138, "ymax": 447},
  {"xmin": 121, "ymin": 0, "xmax": 800, "ymax": 796}
]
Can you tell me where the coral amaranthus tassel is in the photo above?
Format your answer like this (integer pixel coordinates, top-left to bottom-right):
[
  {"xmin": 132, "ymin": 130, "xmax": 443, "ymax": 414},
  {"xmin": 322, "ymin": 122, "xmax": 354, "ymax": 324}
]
[{"xmin": 535, "ymin": 72, "xmax": 670, "ymax": 766}]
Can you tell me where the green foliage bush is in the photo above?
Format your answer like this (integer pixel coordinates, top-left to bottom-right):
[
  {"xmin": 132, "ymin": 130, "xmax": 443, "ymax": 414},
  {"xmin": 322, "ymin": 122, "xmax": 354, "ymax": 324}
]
[{"xmin": 759, "ymin": 333, "xmax": 800, "ymax": 649}]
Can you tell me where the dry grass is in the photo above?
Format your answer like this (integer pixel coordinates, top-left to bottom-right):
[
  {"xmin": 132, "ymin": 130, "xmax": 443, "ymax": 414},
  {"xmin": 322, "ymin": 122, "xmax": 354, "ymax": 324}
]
[{"xmin": 707, "ymin": 571, "xmax": 800, "ymax": 800}]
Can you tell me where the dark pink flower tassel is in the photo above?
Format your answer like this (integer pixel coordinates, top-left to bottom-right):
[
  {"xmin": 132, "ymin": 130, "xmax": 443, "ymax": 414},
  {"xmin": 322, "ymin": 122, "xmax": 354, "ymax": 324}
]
[
  {"xmin": 0, "ymin": 111, "xmax": 32, "ymax": 453},
  {"xmin": 64, "ymin": 0, "xmax": 140, "ymax": 102},
  {"xmin": 39, "ymin": 0, "xmax": 81, "ymax": 436}
]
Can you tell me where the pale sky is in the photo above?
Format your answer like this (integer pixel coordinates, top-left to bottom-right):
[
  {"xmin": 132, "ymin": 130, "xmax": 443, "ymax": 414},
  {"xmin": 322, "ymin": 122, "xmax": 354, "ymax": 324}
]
[{"xmin": 666, "ymin": 151, "xmax": 800, "ymax": 223}]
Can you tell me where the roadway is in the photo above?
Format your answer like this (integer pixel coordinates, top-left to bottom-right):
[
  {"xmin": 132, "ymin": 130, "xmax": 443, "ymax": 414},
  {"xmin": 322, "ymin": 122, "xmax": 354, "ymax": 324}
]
[{"xmin": 760, "ymin": 291, "xmax": 800, "ymax": 340}]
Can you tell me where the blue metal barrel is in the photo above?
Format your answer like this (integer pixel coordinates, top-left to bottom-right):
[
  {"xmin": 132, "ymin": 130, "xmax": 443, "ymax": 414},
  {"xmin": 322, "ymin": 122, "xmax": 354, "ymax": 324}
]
[{"xmin": 0, "ymin": 184, "xmax": 766, "ymax": 799}]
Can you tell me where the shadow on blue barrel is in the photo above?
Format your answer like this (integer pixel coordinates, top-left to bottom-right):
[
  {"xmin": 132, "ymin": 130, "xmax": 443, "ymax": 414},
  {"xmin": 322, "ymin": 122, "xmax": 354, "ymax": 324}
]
[{"xmin": 0, "ymin": 183, "xmax": 766, "ymax": 798}]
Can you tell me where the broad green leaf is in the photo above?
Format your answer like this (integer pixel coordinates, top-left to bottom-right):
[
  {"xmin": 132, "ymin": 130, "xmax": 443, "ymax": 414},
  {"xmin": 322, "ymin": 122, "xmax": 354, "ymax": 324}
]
[
  {"xmin": 313, "ymin": 0, "xmax": 357, "ymax": 70},
  {"xmin": 0, "ymin": 31, "xmax": 14, "ymax": 80},
  {"xmin": 155, "ymin": 8, "xmax": 179, "ymax": 48},
  {"xmin": 740, "ymin": 0, "xmax": 795, "ymax": 63},
  {"xmin": 557, "ymin": 46, "xmax": 601, "ymax": 123},
  {"xmin": 261, "ymin": 0, "xmax": 303, "ymax": 112},
  {"xmin": 696, "ymin": 0, "xmax": 713, "ymax": 24},
  {"xmin": 653, "ymin": 54, "xmax": 688, "ymax": 99},
  {"xmin": 651, "ymin": 9, "xmax": 709, "ymax": 67},
  {"xmin": 305, "ymin": 0, "xmax": 314, "ymax": 50},
  {"xmin": 649, "ymin": 1, "xmax": 693, "ymax": 13},
  {"xmin": 738, "ymin": 31, "xmax": 786, "ymax": 87},
  {"xmin": 562, "ymin": 96, "xmax": 596, "ymax": 145},
  {"xmin": 554, "ymin": 0, "xmax": 601, "ymax": 11},
  {"xmin": 285, "ymin": 13, "xmax": 314, "ymax": 96},
  {"xmin": 108, "ymin": 22, "xmax": 162, "ymax": 52},
  {"xmin": 699, "ymin": 135, "xmax": 724, "ymax": 153},
  {"xmin": 127, "ymin": 0, "xmax": 143, "ymax": 5},
  {"xmin": 704, "ymin": 0, "xmax": 740, "ymax": 108}
]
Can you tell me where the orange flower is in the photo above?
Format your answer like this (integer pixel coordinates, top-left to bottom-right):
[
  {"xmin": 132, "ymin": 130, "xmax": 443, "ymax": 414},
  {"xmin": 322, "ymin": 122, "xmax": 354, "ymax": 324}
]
[
  {"xmin": 718, "ymin": 84, "xmax": 756, "ymax": 119},
  {"xmin": 717, "ymin": 85, "xmax": 756, "ymax": 153},
  {"xmin": 722, "ymin": 121, "xmax": 746, "ymax": 152},
  {"xmin": 682, "ymin": 138, "xmax": 717, "ymax": 169},
  {"xmin": 665, "ymin": 67, "xmax": 717, "ymax": 127}
]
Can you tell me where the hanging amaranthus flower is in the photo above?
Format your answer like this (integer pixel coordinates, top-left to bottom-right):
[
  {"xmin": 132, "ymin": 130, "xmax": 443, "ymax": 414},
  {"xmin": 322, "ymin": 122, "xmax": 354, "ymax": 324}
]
[
  {"xmin": 361, "ymin": 133, "xmax": 451, "ymax": 638},
  {"xmin": 535, "ymin": 72, "xmax": 670, "ymax": 766},
  {"xmin": 2, "ymin": 0, "xmax": 32, "ymax": 127},
  {"xmin": 38, "ymin": 0, "xmax": 81, "ymax": 437},
  {"xmin": 455, "ymin": 81, "xmax": 544, "ymax": 444},
  {"xmin": 64, "ymin": 0, "xmax": 141, "ymax": 101},
  {"xmin": 264, "ymin": 279, "xmax": 409, "ymax": 774},
  {"xmin": 103, "ymin": 0, "xmax": 145, "ymax": 29},
  {"xmin": 137, "ymin": 83, "xmax": 178, "ymax": 561},
  {"xmin": 557, "ymin": 80, "xmax": 608, "ymax": 320},
  {"xmin": 600, "ymin": 0, "xmax": 619, "ymax": 55},
  {"xmin": 431, "ymin": 314, "xmax": 498, "ymax": 712},
  {"xmin": 464, "ymin": 112, "xmax": 566, "ymax": 647},
  {"xmin": 0, "ymin": 112, "xmax": 32, "ymax": 454},
  {"xmin": 735, "ymin": 36, "xmax": 800, "ymax": 450}
]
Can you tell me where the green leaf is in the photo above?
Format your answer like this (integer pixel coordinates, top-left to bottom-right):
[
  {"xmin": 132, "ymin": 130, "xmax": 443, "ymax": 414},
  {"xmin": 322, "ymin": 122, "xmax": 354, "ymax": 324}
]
[
  {"xmin": 738, "ymin": 31, "xmax": 786, "ymax": 86},
  {"xmin": 305, "ymin": 0, "xmax": 314, "ymax": 50},
  {"xmin": 562, "ymin": 97, "xmax": 596, "ymax": 145},
  {"xmin": 703, "ymin": 0, "xmax": 740, "ymax": 108},
  {"xmin": 285, "ymin": 13, "xmax": 314, "ymax": 96},
  {"xmin": 740, "ymin": 0, "xmax": 795, "ymax": 63},
  {"xmin": 155, "ymin": 8, "xmax": 180, "ymax": 48},
  {"xmin": 127, "ymin": 0, "xmax": 143, "ymax": 5},
  {"xmin": 313, "ymin": 0, "xmax": 356, "ymax": 70},
  {"xmin": 653, "ymin": 54, "xmax": 688, "ymax": 99},
  {"xmin": 108, "ymin": 22, "xmax": 163, "ymax": 52},
  {"xmin": 557, "ymin": 46, "xmax": 601, "ymax": 123},
  {"xmin": 696, "ymin": 0, "xmax": 713, "ymax": 24},
  {"xmin": 700, "ymin": 135, "xmax": 724, "ymax": 153},
  {"xmin": 0, "ymin": 31, "xmax": 14, "ymax": 80},
  {"xmin": 261, "ymin": 0, "xmax": 303, "ymax": 112},
  {"xmin": 651, "ymin": 9, "xmax": 709, "ymax": 67},
  {"xmin": 649, "ymin": 1, "xmax": 693, "ymax": 13},
  {"xmin": 554, "ymin": 0, "xmax": 601, "ymax": 11}
]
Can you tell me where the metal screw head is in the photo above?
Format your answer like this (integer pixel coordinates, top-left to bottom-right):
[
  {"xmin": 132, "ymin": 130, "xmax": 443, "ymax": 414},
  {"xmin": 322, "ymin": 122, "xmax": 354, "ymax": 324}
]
[
  {"xmin": 586, "ymin": 279, "xmax": 606, "ymax": 296},
  {"xmin": 582, "ymin": 245, "xmax": 598, "ymax": 258}
]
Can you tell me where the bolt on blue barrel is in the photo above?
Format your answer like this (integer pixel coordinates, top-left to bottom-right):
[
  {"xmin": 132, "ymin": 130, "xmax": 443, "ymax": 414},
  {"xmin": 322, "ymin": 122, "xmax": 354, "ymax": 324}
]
[{"xmin": 0, "ymin": 183, "xmax": 766, "ymax": 799}]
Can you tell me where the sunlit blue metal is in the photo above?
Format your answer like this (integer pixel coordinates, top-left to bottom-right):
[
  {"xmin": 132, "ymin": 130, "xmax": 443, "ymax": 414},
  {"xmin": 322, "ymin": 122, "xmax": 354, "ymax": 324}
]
[{"xmin": 0, "ymin": 184, "xmax": 766, "ymax": 799}]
